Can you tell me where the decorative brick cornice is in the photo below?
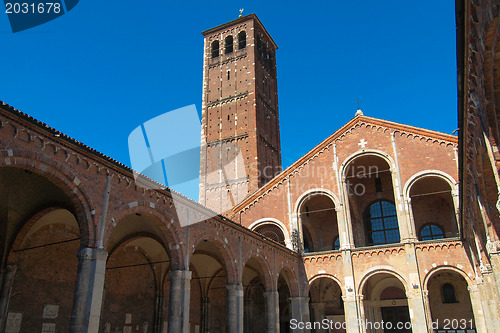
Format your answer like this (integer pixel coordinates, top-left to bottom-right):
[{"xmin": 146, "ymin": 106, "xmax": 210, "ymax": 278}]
[{"xmin": 207, "ymin": 92, "xmax": 248, "ymax": 108}]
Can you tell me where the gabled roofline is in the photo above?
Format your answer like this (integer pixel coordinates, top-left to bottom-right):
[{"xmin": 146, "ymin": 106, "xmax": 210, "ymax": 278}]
[
  {"xmin": 231, "ymin": 115, "xmax": 458, "ymax": 214},
  {"xmin": 201, "ymin": 13, "xmax": 278, "ymax": 50}
]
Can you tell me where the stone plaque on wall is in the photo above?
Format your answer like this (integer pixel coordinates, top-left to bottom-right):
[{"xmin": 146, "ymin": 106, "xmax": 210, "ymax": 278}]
[
  {"xmin": 41, "ymin": 323, "xmax": 56, "ymax": 333},
  {"xmin": 5, "ymin": 313, "xmax": 22, "ymax": 333},
  {"xmin": 123, "ymin": 326, "xmax": 132, "ymax": 333},
  {"xmin": 125, "ymin": 313, "xmax": 132, "ymax": 324},
  {"xmin": 42, "ymin": 305, "xmax": 59, "ymax": 319}
]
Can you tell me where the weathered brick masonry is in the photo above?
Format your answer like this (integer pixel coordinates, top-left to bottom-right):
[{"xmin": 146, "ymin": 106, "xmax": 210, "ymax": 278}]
[{"xmin": 1, "ymin": 2, "xmax": 500, "ymax": 333}]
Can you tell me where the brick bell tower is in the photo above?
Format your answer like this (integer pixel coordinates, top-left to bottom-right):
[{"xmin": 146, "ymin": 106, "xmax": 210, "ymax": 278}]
[{"xmin": 199, "ymin": 14, "xmax": 281, "ymax": 213}]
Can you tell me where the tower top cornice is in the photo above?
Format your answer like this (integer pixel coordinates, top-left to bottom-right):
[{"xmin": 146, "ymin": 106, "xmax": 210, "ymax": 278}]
[{"xmin": 201, "ymin": 13, "xmax": 278, "ymax": 49}]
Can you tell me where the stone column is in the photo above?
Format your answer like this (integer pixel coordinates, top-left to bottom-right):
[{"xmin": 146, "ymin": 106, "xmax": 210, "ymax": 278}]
[
  {"xmin": 244, "ymin": 299, "xmax": 253, "ymax": 333},
  {"xmin": 343, "ymin": 295, "xmax": 362, "ymax": 333},
  {"xmin": 0, "ymin": 265, "xmax": 17, "ymax": 333},
  {"xmin": 200, "ymin": 296, "xmax": 209, "ymax": 333},
  {"xmin": 167, "ymin": 270, "xmax": 191, "ymax": 333},
  {"xmin": 407, "ymin": 289, "xmax": 430, "ymax": 333},
  {"xmin": 289, "ymin": 296, "xmax": 310, "ymax": 333},
  {"xmin": 405, "ymin": 244, "xmax": 429, "ymax": 333},
  {"xmin": 468, "ymin": 283, "xmax": 493, "ymax": 333},
  {"xmin": 390, "ymin": 131, "xmax": 414, "ymax": 244},
  {"xmin": 310, "ymin": 302, "xmax": 325, "ymax": 332},
  {"xmin": 226, "ymin": 284, "xmax": 244, "ymax": 333},
  {"xmin": 342, "ymin": 249, "xmax": 362, "ymax": 333},
  {"xmin": 69, "ymin": 247, "xmax": 108, "ymax": 333},
  {"xmin": 265, "ymin": 290, "xmax": 279, "ymax": 333}
]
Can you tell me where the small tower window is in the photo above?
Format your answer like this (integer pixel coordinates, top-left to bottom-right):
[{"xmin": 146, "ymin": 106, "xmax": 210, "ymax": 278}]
[
  {"xmin": 442, "ymin": 283, "xmax": 458, "ymax": 303},
  {"xmin": 211, "ymin": 41, "xmax": 219, "ymax": 58},
  {"xmin": 225, "ymin": 35, "xmax": 233, "ymax": 54},
  {"xmin": 238, "ymin": 31, "xmax": 246, "ymax": 49},
  {"xmin": 227, "ymin": 70, "xmax": 230, "ymax": 80}
]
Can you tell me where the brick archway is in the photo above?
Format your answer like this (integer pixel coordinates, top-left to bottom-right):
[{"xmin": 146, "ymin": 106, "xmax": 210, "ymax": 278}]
[
  {"xmin": 0, "ymin": 153, "xmax": 94, "ymax": 247},
  {"xmin": 108, "ymin": 205, "xmax": 184, "ymax": 271}
]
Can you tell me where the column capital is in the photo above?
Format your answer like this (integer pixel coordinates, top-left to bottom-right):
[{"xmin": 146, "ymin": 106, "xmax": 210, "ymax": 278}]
[
  {"xmin": 168, "ymin": 269, "xmax": 192, "ymax": 280},
  {"xmin": 77, "ymin": 247, "xmax": 108, "ymax": 261},
  {"xmin": 289, "ymin": 296, "xmax": 309, "ymax": 302}
]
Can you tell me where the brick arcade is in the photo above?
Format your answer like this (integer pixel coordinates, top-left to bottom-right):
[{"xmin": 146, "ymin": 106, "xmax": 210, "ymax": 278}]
[{"xmin": 1, "ymin": 2, "xmax": 500, "ymax": 333}]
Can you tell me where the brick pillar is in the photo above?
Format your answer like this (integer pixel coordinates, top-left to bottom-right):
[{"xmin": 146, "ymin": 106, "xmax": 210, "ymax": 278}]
[
  {"xmin": 0, "ymin": 265, "xmax": 16, "ymax": 333},
  {"xmin": 167, "ymin": 270, "xmax": 191, "ymax": 333},
  {"xmin": 69, "ymin": 247, "xmax": 108, "ymax": 333},
  {"xmin": 226, "ymin": 284, "xmax": 244, "ymax": 333},
  {"xmin": 310, "ymin": 302, "xmax": 326, "ymax": 332},
  {"xmin": 265, "ymin": 290, "xmax": 279, "ymax": 333},
  {"xmin": 289, "ymin": 296, "xmax": 310, "ymax": 333}
]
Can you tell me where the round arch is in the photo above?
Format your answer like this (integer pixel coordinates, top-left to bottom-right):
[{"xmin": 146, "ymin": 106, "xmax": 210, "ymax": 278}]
[
  {"xmin": 357, "ymin": 266, "xmax": 410, "ymax": 295},
  {"xmin": 249, "ymin": 218, "xmax": 291, "ymax": 247},
  {"xmin": 293, "ymin": 188, "xmax": 340, "ymax": 214},
  {"xmin": 422, "ymin": 265, "xmax": 474, "ymax": 291},
  {"xmin": 7, "ymin": 207, "xmax": 79, "ymax": 263},
  {"xmin": 340, "ymin": 149, "xmax": 396, "ymax": 180},
  {"xmin": 306, "ymin": 273, "xmax": 344, "ymax": 297},
  {"xmin": 107, "ymin": 206, "xmax": 183, "ymax": 271},
  {"xmin": 241, "ymin": 252, "xmax": 275, "ymax": 291},
  {"xmin": 0, "ymin": 153, "xmax": 94, "ymax": 247},
  {"xmin": 403, "ymin": 170, "xmax": 458, "ymax": 200},
  {"xmin": 278, "ymin": 266, "xmax": 300, "ymax": 297},
  {"xmin": 188, "ymin": 235, "xmax": 239, "ymax": 285}
]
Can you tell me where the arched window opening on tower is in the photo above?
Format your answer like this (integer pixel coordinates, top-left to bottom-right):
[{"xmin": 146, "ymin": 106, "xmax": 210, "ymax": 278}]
[
  {"xmin": 364, "ymin": 200, "xmax": 400, "ymax": 246},
  {"xmin": 238, "ymin": 31, "xmax": 246, "ymax": 49},
  {"xmin": 419, "ymin": 223, "xmax": 445, "ymax": 241},
  {"xmin": 211, "ymin": 40, "xmax": 219, "ymax": 58},
  {"xmin": 442, "ymin": 283, "xmax": 458, "ymax": 303},
  {"xmin": 225, "ymin": 35, "xmax": 233, "ymax": 54}
]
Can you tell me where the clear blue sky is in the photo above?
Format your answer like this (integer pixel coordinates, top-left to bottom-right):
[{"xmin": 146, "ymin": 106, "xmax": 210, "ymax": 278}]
[{"xmin": 1, "ymin": 0, "xmax": 457, "ymax": 170}]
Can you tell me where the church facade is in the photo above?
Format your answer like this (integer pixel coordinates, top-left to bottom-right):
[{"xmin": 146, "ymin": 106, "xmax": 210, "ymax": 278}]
[{"xmin": 0, "ymin": 1, "xmax": 499, "ymax": 333}]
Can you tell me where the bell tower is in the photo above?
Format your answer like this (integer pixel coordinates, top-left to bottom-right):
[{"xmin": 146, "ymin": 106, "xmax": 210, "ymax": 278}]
[{"xmin": 199, "ymin": 14, "xmax": 281, "ymax": 213}]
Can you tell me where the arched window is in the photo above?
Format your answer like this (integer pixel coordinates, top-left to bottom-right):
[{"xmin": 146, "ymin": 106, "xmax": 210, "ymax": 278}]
[
  {"xmin": 333, "ymin": 237, "xmax": 340, "ymax": 250},
  {"xmin": 419, "ymin": 223, "xmax": 445, "ymax": 241},
  {"xmin": 254, "ymin": 224, "xmax": 285, "ymax": 246},
  {"xmin": 238, "ymin": 31, "xmax": 246, "ymax": 49},
  {"xmin": 442, "ymin": 283, "xmax": 458, "ymax": 303},
  {"xmin": 225, "ymin": 35, "xmax": 233, "ymax": 54},
  {"xmin": 364, "ymin": 200, "xmax": 400, "ymax": 245},
  {"xmin": 211, "ymin": 40, "xmax": 219, "ymax": 58}
]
